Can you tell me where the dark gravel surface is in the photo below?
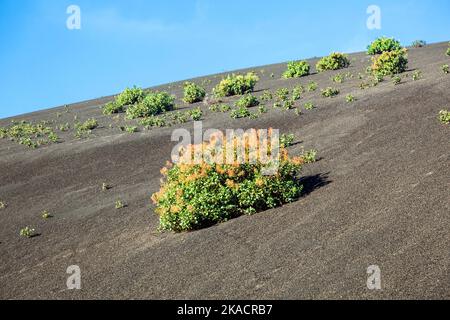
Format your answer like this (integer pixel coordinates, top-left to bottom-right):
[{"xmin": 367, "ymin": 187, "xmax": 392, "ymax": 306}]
[{"xmin": 0, "ymin": 42, "xmax": 449, "ymax": 299}]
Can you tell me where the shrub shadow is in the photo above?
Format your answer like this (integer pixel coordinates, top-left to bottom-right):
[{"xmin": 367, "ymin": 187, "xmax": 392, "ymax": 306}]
[{"xmin": 299, "ymin": 172, "xmax": 332, "ymax": 197}]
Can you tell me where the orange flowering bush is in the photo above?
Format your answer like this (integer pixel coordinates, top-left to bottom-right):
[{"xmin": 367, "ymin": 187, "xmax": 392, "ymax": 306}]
[{"xmin": 151, "ymin": 129, "xmax": 305, "ymax": 232}]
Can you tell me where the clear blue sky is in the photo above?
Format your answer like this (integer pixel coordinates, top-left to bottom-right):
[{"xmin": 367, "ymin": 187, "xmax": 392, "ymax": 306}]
[{"xmin": 1, "ymin": 0, "xmax": 449, "ymax": 119}]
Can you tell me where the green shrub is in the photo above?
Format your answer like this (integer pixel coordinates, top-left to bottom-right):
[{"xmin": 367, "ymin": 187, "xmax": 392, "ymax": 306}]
[
  {"xmin": 283, "ymin": 61, "xmax": 310, "ymax": 78},
  {"xmin": 41, "ymin": 210, "xmax": 52, "ymax": 219},
  {"xmin": 230, "ymin": 106, "xmax": 251, "ymax": 119},
  {"xmin": 171, "ymin": 111, "xmax": 189, "ymax": 124},
  {"xmin": 235, "ymin": 94, "xmax": 260, "ymax": 108},
  {"xmin": 371, "ymin": 49, "xmax": 408, "ymax": 76},
  {"xmin": 316, "ymin": 53, "xmax": 350, "ymax": 72},
  {"xmin": 258, "ymin": 105, "xmax": 268, "ymax": 114},
  {"xmin": 115, "ymin": 86, "xmax": 145, "ymax": 107},
  {"xmin": 120, "ymin": 126, "xmax": 138, "ymax": 133},
  {"xmin": 260, "ymin": 90, "xmax": 273, "ymax": 101},
  {"xmin": 439, "ymin": 110, "xmax": 450, "ymax": 124},
  {"xmin": 446, "ymin": 46, "xmax": 450, "ymax": 57},
  {"xmin": 103, "ymin": 101, "xmax": 123, "ymax": 115},
  {"xmin": 321, "ymin": 87, "xmax": 340, "ymax": 98},
  {"xmin": 346, "ymin": 94, "xmax": 356, "ymax": 103},
  {"xmin": 275, "ymin": 88, "xmax": 290, "ymax": 101},
  {"xmin": 411, "ymin": 40, "xmax": 426, "ymax": 48},
  {"xmin": 75, "ymin": 119, "xmax": 98, "ymax": 138},
  {"xmin": 280, "ymin": 134, "xmax": 295, "ymax": 147},
  {"xmin": 151, "ymin": 132, "xmax": 305, "ymax": 232},
  {"xmin": 20, "ymin": 227, "xmax": 35, "ymax": 238},
  {"xmin": 0, "ymin": 121, "xmax": 59, "ymax": 148},
  {"xmin": 442, "ymin": 64, "xmax": 449, "ymax": 74},
  {"xmin": 139, "ymin": 116, "xmax": 167, "ymax": 128},
  {"xmin": 213, "ymin": 73, "xmax": 259, "ymax": 97},
  {"xmin": 115, "ymin": 200, "xmax": 126, "ymax": 209},
  {"xmin": 292, "ymin": 86, "xmax": 303, "ymax": 100},
  {"xmin": 392, "ymin": 76, "xmax": 402, "ymax": 85},
  {"xmin": 307, "ymin": 81, "xmax": 318, "ymax": 92},
  {"xmin": 304, "ymin": 102, "xmax": 314, "ymax": 110},
  {"xmin": 126, "ymin": 91, "xmax": 174, "ymax": 119},
  {"xmin": 220, "ymin": 104, "xmax": 232, "ymax": 113},
  {"xmin": 367, "ymin": 37, "xmax": 402, "ymax": 55},
  {"xmin": 302, "ymin": 149, "xmax": 317, "ymax": 163},
  {"xmin": 283, "ymin": 100, "xmax": 295, "ymax": 110},
  {"xmin": 332, "ymin": 74, "xmax": 344, "ymax": 83},
  {"xmin": 412, "ymin": 70, "xmax": 422, "ymax": 81},
  {"xmin": 0, "ymin": 201, "xmax": 6, "ymax": 210},
  {"xmin": 183, "ymin": 82, "xmax": 206, "ymax": 104},
  {"xmin": 188, "ymin": 107, "xmax": 203, "ymax": 121}
]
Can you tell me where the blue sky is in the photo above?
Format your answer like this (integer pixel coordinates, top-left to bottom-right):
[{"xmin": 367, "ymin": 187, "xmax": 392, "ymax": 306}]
[{"xmin": 0, "ymin": 0, "xmax": 449, "ymax": 119}]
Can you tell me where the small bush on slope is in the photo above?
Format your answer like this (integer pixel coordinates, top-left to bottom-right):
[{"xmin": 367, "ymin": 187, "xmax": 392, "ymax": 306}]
[
  {"xmin": 126, "ymin": 91, "xmax": 175, "ymax": 119},
  {"xmin": 183, "ymin": 82, "xmax": 206, "ymax": 104},
  {"xmin": 103, "ymin": 101, "xmax": 123, "ymax": 115},
  {"xmin": 316, "ymin": 53, "xmax": 350, "ymax": 72},
  {"xmin": 367, "ymin": 37, "xmax": 402, "ymax": 55},
  {"xmin": 439, "ymin": 110, "xmax": 450, "ymax": 124},
  {"xmin": 371, "ymin": 49, "xmax": 408, "ymax": 76},
  {"xmin": 321, "ymin": 87, "xmax": 340, "ymax": 98},
  {"xmin": 115, "ymin": 86, "xmax": 145, "ymax": 108},
  {"xmin": 235, "ymin": 94, "xmax": 260, "ymax": 108},
  {"xmin": 0, "ymin": 121, "xmax": 59, "ymax": 148},
  {"xmin": 151, "ymin": 130, "xmax": 305, "ymax": 232},
  {"xmin": 213, "ymin": 73, "xmax": 259, "ymax": 97},
  {"xmin": 283, "ymin": 61, "xmax": 310, "ymax": 78}
]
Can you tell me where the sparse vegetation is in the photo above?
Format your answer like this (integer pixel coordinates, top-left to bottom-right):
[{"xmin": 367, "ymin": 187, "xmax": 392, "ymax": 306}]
[
  {"xmin": 283, "ymin": 60, "xmax": 310, "ymax": 78},
  {"xmin": 302, "ymin": 149, "xmax": 317, "ymax": 163},
  {"xmin": 183, "ymin": 82, "xmax": 206, "ymax": 104},
  {"xmin": 280, "ymin": 134, "xmax": 295, "ymax": 148},
  {"xmin": 439, "ymin": 110, "xmax": 450, "ymax": 124},
  {"xmin": 0, "ymin": 121, "xmax": 59, "ymax": 148},
  {"xmin": 367, "ymin": 37, "xmax": 402, "ymax": 55},
  {"xmin": 392, "ymin": 75, "xmax": 402, "ymax": 85},
  {"xmin": 346, "ymin": 94, "xmax": 356, "ymax": 103},
  {"xmin": 258, "ymin": 105, "xmax": 268, "ymax": 114},
  {"xmin": 412, "ymin": 70, "xmax": 422, "ymax": 81},
  {"xmin": 442, "ymin": 64, "xmax": 449, "ymax": 74},
  {"xmin": 0, "ymin": 201, "xmax": 6, "ymax": 210},
  {"xmin": 292, "ymin": 86, "xmax": 303, "ymax": 100},
  {"xmin": 115, "ymin": 200, "xmax": 126, "ymax": 209},
  {"xmin": 41, "ymin": 210, "xmax": 52, "ymax": 219},
  {"xmin": 304, "ymin": 102, "xmax": 314, "ymax": 110},
  {"xmin": 151, "ymin": 131, "xmax": 305, "ymax": 232},
  {"xmin": 332, "ymin": 73, "xmax": 345, "ymax": 83},
  {"xmin": 275, "ymin": 88, "xmax": 290, "ymax": 101},
  {"xmin": 230, "ymin": 106, "xmax": 251, "ymax": 119},
  {"xmin": 307, "ymin": 81, "xmax": 318, "ymax": 92},
  {"xmin": 20, "ymin": 227, "xmax": 35, "ymax": 238},
  {"xmin": 321, "ymin": 87, "xmax": 340, "ymax": 98},
  {"xmin": 102, "ymin": 183, "xmax": 111, "ymax": 191},
  {"xmin": 371, "ymin": 49, "xmax": 408, "ymax": 76},
  {"xmin": 260, "ymin": 90, "xmax": 273, "ymax": 101},
  {"xmin": 126, "ymin": 91, "xmax": 175, "ymax": 119},
  {"xmin": 120, "ymin": 126, "xmax": 138, "ymax": 133},
  {"xmin": 139, "ymin": 116, "xmax": 167, "ymax": 128},
  {"xmin": 188, "ymin": 107, "xmax": 203, "ymax": 121},
  {"xmin": 235, "ymin": 95, "xmax": 260, "ymax": 108},
  {"xmin": 213, "ymin": 73, "xmax": 259, "ymax": 97},
  {"xmin": 75, "ymin": 118, "xmax": 98, "ymax": 138},
  {"xmin": 316, "ymin": 53, "xmax": 350, "ymax": 72}
]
